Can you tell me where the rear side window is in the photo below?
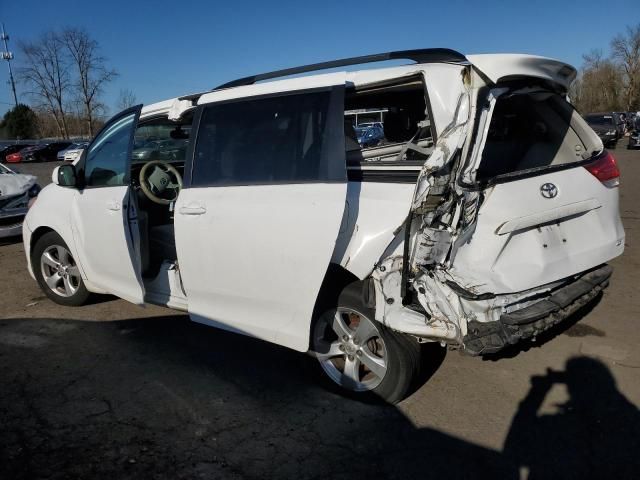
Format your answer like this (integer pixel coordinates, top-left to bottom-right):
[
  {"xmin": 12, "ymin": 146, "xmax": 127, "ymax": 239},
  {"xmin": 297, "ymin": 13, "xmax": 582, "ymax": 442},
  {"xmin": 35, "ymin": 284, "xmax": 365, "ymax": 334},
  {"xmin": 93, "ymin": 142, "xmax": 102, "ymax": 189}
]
[{"xmin": 191, "ymin": 88, "xmax": 345, "ymax": 186}]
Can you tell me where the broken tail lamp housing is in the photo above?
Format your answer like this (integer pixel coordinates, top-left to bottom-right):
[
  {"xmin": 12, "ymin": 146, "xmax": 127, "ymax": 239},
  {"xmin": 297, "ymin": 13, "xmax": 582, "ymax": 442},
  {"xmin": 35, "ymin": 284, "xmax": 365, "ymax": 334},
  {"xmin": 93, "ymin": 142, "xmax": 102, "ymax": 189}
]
[{"xmin": 584, "ymin": 151, "xmax": 620, "ymax": 188}]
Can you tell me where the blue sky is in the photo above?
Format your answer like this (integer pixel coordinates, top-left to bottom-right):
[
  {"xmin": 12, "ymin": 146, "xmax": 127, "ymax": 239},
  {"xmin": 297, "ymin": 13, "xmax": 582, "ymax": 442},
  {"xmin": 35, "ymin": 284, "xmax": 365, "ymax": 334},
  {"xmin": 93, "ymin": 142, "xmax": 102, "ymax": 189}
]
[{"xmin": 1, "ymin": 0, "xmax": 639, "ymax": 117}]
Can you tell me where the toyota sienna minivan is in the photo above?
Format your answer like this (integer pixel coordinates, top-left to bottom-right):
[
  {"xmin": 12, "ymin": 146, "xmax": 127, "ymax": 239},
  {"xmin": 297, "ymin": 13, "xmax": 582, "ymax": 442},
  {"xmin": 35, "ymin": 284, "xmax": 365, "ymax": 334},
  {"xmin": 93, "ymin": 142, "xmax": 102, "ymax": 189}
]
[{"xmin": 23, "ymin": 49, "xmax": 624, "ymax": 402}]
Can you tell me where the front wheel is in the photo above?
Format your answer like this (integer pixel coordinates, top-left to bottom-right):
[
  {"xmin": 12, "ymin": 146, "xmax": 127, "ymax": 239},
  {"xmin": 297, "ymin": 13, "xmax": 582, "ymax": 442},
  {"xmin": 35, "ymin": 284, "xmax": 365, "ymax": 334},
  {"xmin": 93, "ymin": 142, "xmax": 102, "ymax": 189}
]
[
  {"xmin": 32, "ymin": 231, "xmax": 90, "ymax": 306},
  {"xmin": 311, "ymin": 282, "xmax": 422, "ymax": 404}
]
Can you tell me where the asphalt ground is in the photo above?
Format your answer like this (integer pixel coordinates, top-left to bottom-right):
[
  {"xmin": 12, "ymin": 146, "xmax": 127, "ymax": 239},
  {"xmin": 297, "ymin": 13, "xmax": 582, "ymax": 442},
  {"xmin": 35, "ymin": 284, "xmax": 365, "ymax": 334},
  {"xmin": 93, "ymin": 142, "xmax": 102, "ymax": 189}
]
[{"xmin": 1, "ymin": 146, "xmax": 639, "ymax": 479}]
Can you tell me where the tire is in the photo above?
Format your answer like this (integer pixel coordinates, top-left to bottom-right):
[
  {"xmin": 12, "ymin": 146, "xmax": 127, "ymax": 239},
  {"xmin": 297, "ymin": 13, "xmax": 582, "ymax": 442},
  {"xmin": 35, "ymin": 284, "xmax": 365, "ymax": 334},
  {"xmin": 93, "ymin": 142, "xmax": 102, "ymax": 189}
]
[
  {"xmin": 311, "ymin": 281, "xmax": 422, "ymax": 404},
  {"xmin": 32, "ymin": 231, "xmax": 90, "ymax": 306}
]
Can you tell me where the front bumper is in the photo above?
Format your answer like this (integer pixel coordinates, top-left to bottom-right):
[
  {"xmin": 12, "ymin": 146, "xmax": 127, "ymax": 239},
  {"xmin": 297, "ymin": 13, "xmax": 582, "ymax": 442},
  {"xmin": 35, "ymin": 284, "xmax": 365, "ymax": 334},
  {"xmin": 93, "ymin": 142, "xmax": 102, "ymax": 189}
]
[
  {"xmin": 596, "ymin": 132, "xmax": 617, "ymax": 144},
  {"xmin": 463, "ymin": 264, "xmax": 612, "ymax": 355},
  {"xmin": 0, "ymin": 208, "xmax": 28, "ymax": 238}
]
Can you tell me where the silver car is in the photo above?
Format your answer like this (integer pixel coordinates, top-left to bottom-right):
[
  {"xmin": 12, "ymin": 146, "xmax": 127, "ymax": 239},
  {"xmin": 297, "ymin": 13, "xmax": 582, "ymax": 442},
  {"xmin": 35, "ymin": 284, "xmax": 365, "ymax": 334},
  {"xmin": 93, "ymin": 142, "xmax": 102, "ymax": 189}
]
[{"xmin": 0, "ymin": 163, "xmax": 40, "ymax": 238}]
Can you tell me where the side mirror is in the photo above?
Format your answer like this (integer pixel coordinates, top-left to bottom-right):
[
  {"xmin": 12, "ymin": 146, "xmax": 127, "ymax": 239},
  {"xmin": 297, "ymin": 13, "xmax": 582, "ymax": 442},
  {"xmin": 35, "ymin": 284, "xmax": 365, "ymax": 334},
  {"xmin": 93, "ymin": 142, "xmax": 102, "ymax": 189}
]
[{"xmin": 53, "ymin": 164, "xmax": 78, "ymax": 187}]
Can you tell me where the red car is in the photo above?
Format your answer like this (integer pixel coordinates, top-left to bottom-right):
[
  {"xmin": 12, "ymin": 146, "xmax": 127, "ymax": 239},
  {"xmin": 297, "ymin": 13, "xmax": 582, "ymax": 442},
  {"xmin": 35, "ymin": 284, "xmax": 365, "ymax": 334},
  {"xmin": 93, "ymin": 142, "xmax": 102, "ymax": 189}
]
[
  {"xmin": 1, "ymin": 143, "xmax": 33, "ymax": 161},
  {"xmin": 5, "ymin": 150, "xmax": 25, "ymax": 163}
]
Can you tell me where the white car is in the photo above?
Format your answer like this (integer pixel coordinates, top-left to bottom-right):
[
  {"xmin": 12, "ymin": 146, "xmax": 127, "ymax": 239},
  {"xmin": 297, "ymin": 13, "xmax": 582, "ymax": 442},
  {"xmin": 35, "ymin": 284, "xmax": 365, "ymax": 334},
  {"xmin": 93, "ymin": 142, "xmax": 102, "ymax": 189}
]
[
  {"xmin": 62, "ymin": 142, "xmax": 89, "ymax": 162},
  {"xmin": 0, "ymin": 163, "xmax": 40, "ymax": 238},
  {"xmin": 23, "ymin": 49, "xmax": 624, "ymax": 402}
]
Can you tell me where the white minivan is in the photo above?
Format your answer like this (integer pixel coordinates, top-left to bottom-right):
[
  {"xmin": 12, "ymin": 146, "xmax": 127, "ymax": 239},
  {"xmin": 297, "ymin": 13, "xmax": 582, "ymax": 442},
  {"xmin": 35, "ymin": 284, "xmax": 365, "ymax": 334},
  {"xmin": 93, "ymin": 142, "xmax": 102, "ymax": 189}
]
[{"xmin": 23, "ymin": 49, "xmax": 624, "ymax": 402}]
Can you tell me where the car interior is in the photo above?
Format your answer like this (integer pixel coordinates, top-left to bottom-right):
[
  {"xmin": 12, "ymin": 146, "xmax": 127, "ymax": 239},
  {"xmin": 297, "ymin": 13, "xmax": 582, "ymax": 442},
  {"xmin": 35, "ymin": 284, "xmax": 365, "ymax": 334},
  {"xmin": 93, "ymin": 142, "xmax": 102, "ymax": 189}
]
[
  {"xmin": 344, "ymin": 74, "xmax": 433, "ymax": 165},
  {"xmin": 476, "ymin": 90, "xmax": 597, "ymax": 181},
  {"xmin": 131, "ymin": 114, "xmax": 192, "ymax": 277}
]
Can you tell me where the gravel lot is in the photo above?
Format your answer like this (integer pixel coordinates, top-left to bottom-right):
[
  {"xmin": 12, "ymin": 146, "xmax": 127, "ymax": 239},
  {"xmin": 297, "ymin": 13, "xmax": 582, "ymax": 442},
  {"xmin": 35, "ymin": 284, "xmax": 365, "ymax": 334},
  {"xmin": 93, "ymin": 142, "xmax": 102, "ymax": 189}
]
[{"xmin": 1, "ymin": 148, "xmax": 640, "ymax": 479}]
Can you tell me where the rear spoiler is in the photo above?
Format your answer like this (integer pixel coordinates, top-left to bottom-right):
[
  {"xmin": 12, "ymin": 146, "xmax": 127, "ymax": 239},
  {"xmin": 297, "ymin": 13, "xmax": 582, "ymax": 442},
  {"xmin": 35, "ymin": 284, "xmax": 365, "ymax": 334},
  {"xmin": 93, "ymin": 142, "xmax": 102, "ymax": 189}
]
[{"xmin": 467, "ymin": 54, "xmax": 577, "ymax": 91}]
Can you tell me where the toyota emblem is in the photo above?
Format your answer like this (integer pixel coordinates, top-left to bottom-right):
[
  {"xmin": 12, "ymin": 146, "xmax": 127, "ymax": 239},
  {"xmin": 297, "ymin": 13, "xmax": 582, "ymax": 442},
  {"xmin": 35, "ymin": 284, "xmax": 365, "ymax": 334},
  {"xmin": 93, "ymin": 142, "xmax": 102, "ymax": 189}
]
[{"xmin": 540, "ymin": 183, "xmax": 558, "ymax": 199}]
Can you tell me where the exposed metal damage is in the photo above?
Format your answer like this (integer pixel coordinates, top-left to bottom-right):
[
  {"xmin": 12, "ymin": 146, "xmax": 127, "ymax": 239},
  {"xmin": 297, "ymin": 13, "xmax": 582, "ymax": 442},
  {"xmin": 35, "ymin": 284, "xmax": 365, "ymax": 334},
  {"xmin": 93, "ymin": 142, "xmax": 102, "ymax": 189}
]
[{"xmin": 369, "ymin": 63, "xmax": 621, "ymax": 353}]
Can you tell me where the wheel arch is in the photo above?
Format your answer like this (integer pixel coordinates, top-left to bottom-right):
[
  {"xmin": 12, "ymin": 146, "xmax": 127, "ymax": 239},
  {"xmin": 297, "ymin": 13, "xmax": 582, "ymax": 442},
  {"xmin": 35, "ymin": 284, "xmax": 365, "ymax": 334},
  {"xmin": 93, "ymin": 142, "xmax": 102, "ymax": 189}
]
[
  {"xmin": 309, "ymin": 263, "xmax": 371, "ymax": 349},
  {"xmin": 29, "ymin": 225, "xmax": 94, "ymax": 289},
  {"xmin": 29, "ymin": 226, "xmax": 56, "ymax": 264}
]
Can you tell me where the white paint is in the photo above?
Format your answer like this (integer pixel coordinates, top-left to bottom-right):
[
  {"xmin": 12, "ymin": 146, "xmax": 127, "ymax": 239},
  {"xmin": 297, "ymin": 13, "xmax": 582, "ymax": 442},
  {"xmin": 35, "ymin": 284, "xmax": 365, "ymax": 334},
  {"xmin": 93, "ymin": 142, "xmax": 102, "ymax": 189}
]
[
  {"xmin": 175, "ymin": 183, "xmax": 347, "ymax": 352},
  {"xmin": 449, "ymin": 167, "xmax": 625, "ymax": 294},
  {"xmin": 332, "ymin": 181, "xmax": 414, "ymax": 279},
  {"xmin": 468, "ymin": 54, "xmax": 577, "ymax": 91},
  {"xmin": 69, "ymin": 186, "xmax": 145, "ymax": 304}
]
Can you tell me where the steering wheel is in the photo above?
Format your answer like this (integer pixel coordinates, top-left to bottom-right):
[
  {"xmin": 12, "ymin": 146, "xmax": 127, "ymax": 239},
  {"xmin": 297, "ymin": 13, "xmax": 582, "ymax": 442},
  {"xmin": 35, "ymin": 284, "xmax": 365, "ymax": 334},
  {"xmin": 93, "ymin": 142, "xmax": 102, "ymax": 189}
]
[{"xmin": 139, "ymin": 160, "xmax": 183, "ymax": 205}]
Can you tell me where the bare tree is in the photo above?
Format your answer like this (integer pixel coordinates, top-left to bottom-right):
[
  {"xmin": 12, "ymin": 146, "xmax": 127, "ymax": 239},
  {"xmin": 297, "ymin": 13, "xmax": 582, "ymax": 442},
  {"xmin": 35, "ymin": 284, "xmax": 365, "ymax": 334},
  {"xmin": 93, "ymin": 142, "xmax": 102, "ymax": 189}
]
[
  {"xmin": 19, "ymin": 32, "xmax": 71, "ymax": 138},
  {"xmin": 572, "ymin": 49, "xmax": 625, "ymax": 113},
  {"xmin": 117, "ymin": 88, "xmax": 137, "ymax": 111},
  {"xmin": 62, "ymin": 28, "xmax": 117, "ymax": 136},
  {"xmin": 611, "ymin": 24, "xmax": 640, "ymax": 111}
]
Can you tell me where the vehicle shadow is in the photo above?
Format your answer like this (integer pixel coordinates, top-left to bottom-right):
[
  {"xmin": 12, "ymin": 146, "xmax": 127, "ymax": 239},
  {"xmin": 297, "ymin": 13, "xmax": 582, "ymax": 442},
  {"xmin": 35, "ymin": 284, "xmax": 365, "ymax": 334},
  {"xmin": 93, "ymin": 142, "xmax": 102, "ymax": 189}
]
[{"xmin": 1, "ymin": 314, "xmax": 637, "ymax": 479}]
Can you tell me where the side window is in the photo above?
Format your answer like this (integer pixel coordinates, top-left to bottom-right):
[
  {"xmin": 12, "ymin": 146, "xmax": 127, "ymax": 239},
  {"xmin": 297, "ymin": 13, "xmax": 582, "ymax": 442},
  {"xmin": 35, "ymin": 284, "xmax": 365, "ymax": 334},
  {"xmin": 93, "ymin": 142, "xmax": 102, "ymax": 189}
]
[
  {"xmin": 85, "ymin": 111, "xmax": 137, "ymax": 187},
  {"xmin": 192, "ymin": 89, "xmax": 345, "ymax": 186},
  {"xmin": 344, "ymin": 76, "xmax": 433, "ymax": 165}
]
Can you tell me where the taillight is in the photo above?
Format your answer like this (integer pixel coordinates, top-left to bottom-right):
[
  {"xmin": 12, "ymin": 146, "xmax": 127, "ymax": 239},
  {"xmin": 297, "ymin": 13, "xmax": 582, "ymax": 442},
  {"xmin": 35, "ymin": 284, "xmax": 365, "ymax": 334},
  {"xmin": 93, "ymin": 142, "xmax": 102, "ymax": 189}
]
[{"xmin": 584, "ymin": 151, "xmax": 620, "ymax": 187}]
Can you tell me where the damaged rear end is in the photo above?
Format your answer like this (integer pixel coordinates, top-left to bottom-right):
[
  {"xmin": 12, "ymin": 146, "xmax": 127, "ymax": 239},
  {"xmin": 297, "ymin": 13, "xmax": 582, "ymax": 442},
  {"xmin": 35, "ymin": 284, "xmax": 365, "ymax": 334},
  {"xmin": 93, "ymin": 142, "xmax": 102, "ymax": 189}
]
[{"xmin": 371, "ymin": 54, "xmax": 624, "ymax": 355}]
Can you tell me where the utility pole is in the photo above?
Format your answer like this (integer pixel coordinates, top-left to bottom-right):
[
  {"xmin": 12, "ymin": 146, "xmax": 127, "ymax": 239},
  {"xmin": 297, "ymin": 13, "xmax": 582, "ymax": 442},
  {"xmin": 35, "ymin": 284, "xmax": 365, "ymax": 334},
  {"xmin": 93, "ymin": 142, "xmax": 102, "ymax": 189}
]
[{"xmin": 1, "ymin": 23, "xmax": 19, "ymax": 107}]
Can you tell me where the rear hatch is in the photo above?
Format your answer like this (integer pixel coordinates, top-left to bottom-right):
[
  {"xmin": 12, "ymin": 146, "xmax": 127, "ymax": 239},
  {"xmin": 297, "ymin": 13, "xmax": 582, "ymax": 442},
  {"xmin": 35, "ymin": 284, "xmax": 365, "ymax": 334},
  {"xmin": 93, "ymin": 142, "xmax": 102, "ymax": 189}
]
[{"xmin": 449, "ymin": 86, "xmax": 625, "ymax": 294}]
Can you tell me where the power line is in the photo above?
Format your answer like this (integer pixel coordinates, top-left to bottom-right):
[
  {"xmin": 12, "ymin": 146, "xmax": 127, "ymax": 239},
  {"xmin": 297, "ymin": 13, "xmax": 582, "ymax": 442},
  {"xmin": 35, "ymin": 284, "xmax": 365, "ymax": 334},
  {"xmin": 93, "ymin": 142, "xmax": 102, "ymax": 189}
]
[{"xmin": 1, "ymin": 22, "xmax": 19, "ymax": 107}]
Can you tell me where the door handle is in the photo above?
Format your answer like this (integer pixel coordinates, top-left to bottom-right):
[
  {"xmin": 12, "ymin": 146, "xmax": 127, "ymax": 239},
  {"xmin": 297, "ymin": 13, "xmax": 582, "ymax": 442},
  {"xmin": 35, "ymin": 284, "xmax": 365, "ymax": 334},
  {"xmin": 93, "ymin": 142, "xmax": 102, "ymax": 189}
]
[
  {"xmin": 107, "ymin": 200, "xmax": 121, "ymax": 211},
  {"xmin": 179, "ymin": 205, "xmax": 206, "ymax": 215}
]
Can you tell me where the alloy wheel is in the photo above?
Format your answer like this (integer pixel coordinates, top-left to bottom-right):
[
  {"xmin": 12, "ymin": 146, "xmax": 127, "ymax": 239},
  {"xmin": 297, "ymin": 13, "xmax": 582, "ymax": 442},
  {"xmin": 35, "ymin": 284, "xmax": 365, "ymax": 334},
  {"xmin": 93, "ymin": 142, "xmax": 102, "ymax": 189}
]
[
  {"xmin": 40, "ymin": 245, "xmax": 81, "ymax": 297},
  {"xmin": 313, "ymin": 307, "xmax": 388, "ymax": 391}
]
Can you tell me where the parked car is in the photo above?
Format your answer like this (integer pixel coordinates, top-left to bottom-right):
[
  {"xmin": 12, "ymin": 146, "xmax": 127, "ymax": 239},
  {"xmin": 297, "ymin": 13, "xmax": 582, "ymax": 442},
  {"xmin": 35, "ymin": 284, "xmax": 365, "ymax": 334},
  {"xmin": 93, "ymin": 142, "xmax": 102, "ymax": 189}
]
[
  {"xmin": 58, "ymin": 142, "xmax": 89, "ymax": 162},
  {"xmin": 5, "ymin": 145, "xmax": 35, "ymax": 163},
  {"xmin": 22, "ymin": 142, "xmax": 72, "ymax": 162},
  {"xmin": 585, "ymin": 113, "xmax": 619, "ymax": 148},
  {"xmin": 0, "ymin": 163, "xmax": 40, "ymax": 237},
  {"xmin": 357, "ymin": 121, "xmax": 384, "ymax": 129},
  {"xmin": 628, "ymin": 119, "xmax": 640, "ymax": 149},
  {"xmin": 1, "ymin": 144, "xmax": 33, "ymax": 161},
  {"xmin": 612, "ymin": 112, "xmax": 627, "ymax": 137},
  {"xmin": 355, "ymin": 124, "xmax": 385, "ymax": 147},
  {"xmin": 23, "ymin": 49, "xmax": 624, "ymax": 403},
  {"xmin": 132, "ymin": 139, "xmax": 188, "ymax": 162}
]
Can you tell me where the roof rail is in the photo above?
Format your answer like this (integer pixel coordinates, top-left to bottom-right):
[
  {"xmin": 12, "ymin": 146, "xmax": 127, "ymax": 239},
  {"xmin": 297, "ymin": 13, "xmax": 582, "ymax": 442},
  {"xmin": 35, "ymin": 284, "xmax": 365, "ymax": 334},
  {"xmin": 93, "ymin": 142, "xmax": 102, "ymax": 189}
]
[{"xmin": 214, "ymin": 48, "xmax": 468, "ymax": 90}]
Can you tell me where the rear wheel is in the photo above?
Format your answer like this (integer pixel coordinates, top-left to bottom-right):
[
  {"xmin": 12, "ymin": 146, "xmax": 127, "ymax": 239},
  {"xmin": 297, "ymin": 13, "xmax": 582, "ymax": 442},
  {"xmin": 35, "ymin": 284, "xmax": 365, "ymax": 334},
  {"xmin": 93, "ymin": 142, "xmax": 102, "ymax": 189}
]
[
  {"xmin": 32, "ymin": 231, "xmax": 90, "ymax": 306},
  {"xmin": 311, "ymin": 282, "xmax": 422, "ymax": 404}
]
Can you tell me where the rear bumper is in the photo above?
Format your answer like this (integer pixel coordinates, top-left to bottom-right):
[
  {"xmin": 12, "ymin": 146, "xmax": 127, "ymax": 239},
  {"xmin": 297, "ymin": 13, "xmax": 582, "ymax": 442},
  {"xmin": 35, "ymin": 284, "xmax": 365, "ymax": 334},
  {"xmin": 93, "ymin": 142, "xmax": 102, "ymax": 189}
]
[{"xmin": 463, "ymin": 264, "xmax": 612, "ymax": 355}]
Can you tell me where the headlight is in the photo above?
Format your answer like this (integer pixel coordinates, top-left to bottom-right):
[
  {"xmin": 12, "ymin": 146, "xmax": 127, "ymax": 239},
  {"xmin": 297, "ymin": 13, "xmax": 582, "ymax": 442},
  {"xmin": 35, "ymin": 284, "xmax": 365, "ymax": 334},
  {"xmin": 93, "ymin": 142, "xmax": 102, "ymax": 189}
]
[
  {"xmin": 606, "ymin": 130, "xmax": 616, "ymax": 135},
  {"xmin": 28, "ymin": 184, "xmax": 41, "ymax": 198}
]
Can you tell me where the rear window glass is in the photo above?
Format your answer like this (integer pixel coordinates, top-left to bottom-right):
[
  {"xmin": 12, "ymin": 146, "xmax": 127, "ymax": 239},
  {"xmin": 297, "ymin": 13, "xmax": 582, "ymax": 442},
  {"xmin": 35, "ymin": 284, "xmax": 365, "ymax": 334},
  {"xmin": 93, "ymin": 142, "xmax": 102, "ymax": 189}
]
[
  {"xmin": 191, "ymin": 89, "xmax": 345, "ymax": 186},
  {"xmin": 476, "ymin": 93, "xmax": 587, "ymax": 181},
  {"xmin": 585, "ymin": 115, "xmax": 614, "ymax": 126}
]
